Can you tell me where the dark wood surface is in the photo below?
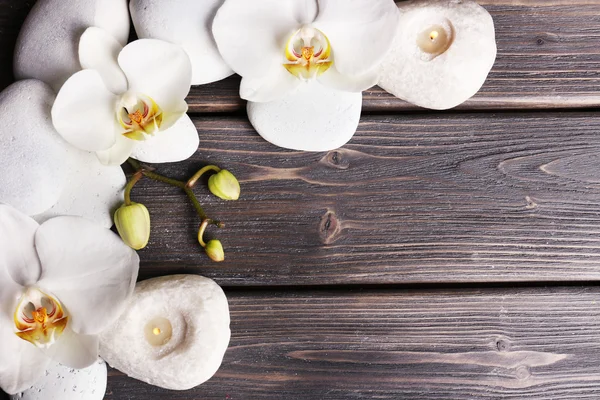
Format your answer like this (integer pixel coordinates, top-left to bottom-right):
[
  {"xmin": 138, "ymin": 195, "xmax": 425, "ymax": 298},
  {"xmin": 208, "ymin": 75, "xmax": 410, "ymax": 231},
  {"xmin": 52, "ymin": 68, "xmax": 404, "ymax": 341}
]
[
  {"xmin": 136, "ymin": 113, "xmax": 600, "ymax": 285},
  {"xmin": 104, "ymin": 287, "xmax": 600, "ymax": 400},
  {"xmin": 2, "ymin": 1, "xmax": 600, "ymax": 400}
]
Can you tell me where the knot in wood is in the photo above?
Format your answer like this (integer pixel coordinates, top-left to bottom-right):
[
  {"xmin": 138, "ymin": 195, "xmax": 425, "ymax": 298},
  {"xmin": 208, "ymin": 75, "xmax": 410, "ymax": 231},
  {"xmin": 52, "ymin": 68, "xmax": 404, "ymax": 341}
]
[
  {"xmin": 496, "ymin": 338, "xmax": 511, "ymax": 352},
  {"xmin": 323, "ymin": 150, "xmax": 350, "ymax": 170},
  {"xmin": 319, "ymin": 211, "xmax": 342, "ymax": 245}
]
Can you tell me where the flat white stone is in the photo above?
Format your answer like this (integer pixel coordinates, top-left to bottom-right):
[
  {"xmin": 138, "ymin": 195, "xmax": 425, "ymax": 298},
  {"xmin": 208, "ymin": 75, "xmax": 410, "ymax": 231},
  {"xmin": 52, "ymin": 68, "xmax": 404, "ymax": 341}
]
[
  {"xmin": 378, "ymin": 0, "xmax": 497, "ymax": 110},
  {"xmin": 10, "ymin": 359, "xmax": 107, "ymax": 400},
  {"xmin": 33, "ymin": 149, "xmax": 126, "ymax": 229},
  {"xmin": 14, "ymin": 0, "xmax": 130, "ymax": 92},
  {"xmin": 247, "ymin": 81, "xmax": 362, "ymax": 151},
  {"xmin": 99, "ymin": 275, "xmax": 231, "ymax": 390},
  {"xmin": 130, "ymin": 0, "xmax": 233, "ymax": 85},
  {"xmin": 0, "ymin": 80, "xmax": 68, "ymax": 216}
]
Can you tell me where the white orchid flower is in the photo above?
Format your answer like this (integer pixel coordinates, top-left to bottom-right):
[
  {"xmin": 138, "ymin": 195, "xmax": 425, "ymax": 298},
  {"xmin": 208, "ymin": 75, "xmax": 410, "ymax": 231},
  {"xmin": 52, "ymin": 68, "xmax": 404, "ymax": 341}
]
[
  {"xmin": 52, "ymin": 27, "xmax": 199, "ymax": 166},
  {"xmin": 212, "ymin": 0, "xmax": 399, "ymax": 151},
  {"xmin": 0, "ymin": 204, "xmax": 139, "ymax": 395},
  {"xmin": 0, "ymin": 80, "xmax": 125, "ymax": 229}
]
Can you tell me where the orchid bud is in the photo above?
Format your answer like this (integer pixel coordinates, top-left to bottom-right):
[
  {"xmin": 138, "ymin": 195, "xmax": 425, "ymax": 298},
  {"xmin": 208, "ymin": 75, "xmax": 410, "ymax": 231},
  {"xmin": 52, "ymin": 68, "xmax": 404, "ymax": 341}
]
[
  {"xmin": 205, "ymin": 240, "xmax": 225, "ymax": 262},
  {"xmin": 114, "ymin": 202, "xmax": 151, "ymax": 250},
  {"xmin": 208, "ymin": 170, "xmax": 240, "ymax": 200}
]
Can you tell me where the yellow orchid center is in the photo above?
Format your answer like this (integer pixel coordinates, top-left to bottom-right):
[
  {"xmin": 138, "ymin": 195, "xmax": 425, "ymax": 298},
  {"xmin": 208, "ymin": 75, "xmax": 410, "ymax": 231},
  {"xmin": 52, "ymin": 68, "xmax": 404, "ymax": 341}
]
[
  {"xmin": 13, "ymin": 288, "xmax": 68, "ymax": 348},
  {"xmin": 117, "ymin": 91, "xmax": 164, "ymax": 141},
  {"xmin": 284, "ymin": 26, "xmax": 333, "ymax": 80}
]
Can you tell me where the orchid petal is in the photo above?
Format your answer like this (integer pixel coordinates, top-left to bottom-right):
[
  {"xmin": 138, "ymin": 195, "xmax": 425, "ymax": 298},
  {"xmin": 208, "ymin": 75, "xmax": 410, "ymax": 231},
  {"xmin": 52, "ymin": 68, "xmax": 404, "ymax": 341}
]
[
  {"xmin": 247, "ymin": 81, "xmax": 362, "ymax": 151},
  {"xmin": 79, "ymin": 27, "xmax": 128, "ymax": 94},
  {"xmin": 130, "ymin": 0, "xmax": 233, "ymax": 85},
  {"xmin": 13, "ymin": 0, "xmax": 130, "ymax": 92},
  {"xmin": 130, "ymin": 114, "xmax": 199, "ymax": 163},
  {"xmin": 35, "ymin": 217, "xmax": 139, "ymax": 335},
  {"xmin": 0, "ymin": 315, "xmax": 51, "ymax": 395},
  {"xmin": 318, "ymin": 64, "xmax": 379, "ymax": 92},
  {"xmin": 160, "ymin": 99, "xmax": 189, "ymax": 132},
  {"xmin": 240, "ymin": 65, "xmax": 301, "ymax": 102},
  {"xmin": 213, "ymin": 0, "xmax": 318, "ymax": 78},
  {"xmin": 314, "ymin": 0, "xmax": 399, "ymax": 76},
  {"xmin": 0, "ymin": 205, "xmax": 40, "ymax": 292},
  {"xmin": 52, "ymin": 70, "xmax": 119, "ymax": 152},
  {"xmin": 33, "ymin": 150, "xmax": 126, "ymax": 229},
  {"xmin": 96, "ymin": 134, "xmax": 137, "ymax": 167},
  {"xmin": 42, "ymin": 328, "xmax": 99, "ymax": 369},
  {"xmin": 118, "ymin": 39, "xmax": 192, "ymax": 111},
  {"xmin": 0, "ymin": 80, "xmax": 69, "ymax": 216}
]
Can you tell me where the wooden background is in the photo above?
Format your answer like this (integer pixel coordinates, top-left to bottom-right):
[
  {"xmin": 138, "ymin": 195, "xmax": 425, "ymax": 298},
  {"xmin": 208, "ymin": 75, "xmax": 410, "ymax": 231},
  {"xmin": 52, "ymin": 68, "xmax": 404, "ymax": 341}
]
[{"xmin": 3, "ymin": 0, "xmax": 600, "ymax": 399}]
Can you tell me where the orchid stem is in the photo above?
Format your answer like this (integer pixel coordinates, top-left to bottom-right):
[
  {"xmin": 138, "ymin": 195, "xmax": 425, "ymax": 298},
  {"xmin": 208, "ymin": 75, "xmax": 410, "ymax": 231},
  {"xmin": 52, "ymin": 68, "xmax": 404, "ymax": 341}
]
[
  {"xmin": 142, "ymin": 170, "xmax": 187, "ymax": 189},
  {"xmin": 124, "ymin": 172, "xmax": 143, "ymax": 206},
  {"xmin": 186, "ymin": 165, "xmax": 221, "ymax": 188},
  {"xmin": 125, "ymin": 157, "xmax": 224, "ymax": 228}
]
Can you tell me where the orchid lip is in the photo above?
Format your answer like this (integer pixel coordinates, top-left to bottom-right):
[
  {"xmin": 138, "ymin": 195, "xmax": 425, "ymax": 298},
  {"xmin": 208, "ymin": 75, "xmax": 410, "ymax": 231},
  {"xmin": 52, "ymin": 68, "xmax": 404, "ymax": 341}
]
[
  {"xmin": 284, "ymin": 26, "xmax": 333, "ymax": 80},
  {"xmin": 13, "ymin": 287, "xmax": 68, "ymax": 349},
  {"xmin": 117, "ymin": 91, "xmax": 164, "ymax": 141}
]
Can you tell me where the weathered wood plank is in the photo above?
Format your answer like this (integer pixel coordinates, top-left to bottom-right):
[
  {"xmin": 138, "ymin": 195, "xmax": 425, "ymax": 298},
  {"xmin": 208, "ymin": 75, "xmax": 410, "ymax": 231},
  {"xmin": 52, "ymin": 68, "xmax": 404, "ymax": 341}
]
[
  {"xmin": 186, "ymin": 0, "xmax": 600, "ymax": 113},
  {"xmin": 132, "ymin": 112, "xmax": 600, "ymax": 285},
  {"xmin": 102, "ymin": 286, "xmax": 600, "ymax": 399}
]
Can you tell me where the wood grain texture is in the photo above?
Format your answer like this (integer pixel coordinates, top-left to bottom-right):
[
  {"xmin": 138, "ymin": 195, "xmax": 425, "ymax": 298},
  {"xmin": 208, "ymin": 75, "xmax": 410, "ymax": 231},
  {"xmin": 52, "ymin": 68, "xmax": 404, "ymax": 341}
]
[
  {"xmin": 131, "ymin": 112, "xmax": 600, "ymax": 285},
  {"xmin": 103, "ymin": 286, "xmax": 600, "ymax": 399},
  {"xmin": 186, "ymin": 0, "xmax": 600, "ymax": 113}
]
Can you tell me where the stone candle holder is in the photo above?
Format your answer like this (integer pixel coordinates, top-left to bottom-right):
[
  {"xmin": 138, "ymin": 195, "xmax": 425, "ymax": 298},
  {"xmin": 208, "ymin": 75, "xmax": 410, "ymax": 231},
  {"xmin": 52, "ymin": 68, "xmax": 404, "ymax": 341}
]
[
  {"xmin": 99, "ymin": 275, "xmax": 230, "ymax": 391},
  {"xmin": 378, "ymin": 0, "xmax": 497, "ymax": 110}
]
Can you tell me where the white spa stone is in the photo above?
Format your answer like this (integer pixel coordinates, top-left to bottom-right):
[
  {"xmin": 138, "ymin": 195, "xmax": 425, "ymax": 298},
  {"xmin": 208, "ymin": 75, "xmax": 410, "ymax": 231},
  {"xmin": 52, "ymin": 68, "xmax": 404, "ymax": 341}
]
[
  {"xmin": 10, "ymin": 359, "xmax": 107, "ymax": 400},
  {"xmin": 247, "ymin": 81, "xmax": 362, "ymax": 151},
  {"xmin": 130, "ymin": 0, "xmax": 234, "ymax": 85},
  {"xmin": 14, "ymin": 0, "xmax": 130, "ymax": 92},
  {"xmin": 378, "ymin": 0, "xmax": 497, "ymax": 110},
  {"xmin": 33, "ymin": 148, "xmax": 126, "ymax": 229},
  {"xmin": 99, "ymin": 275, "xmax": 231, "ymax": 390},
  {"xmin": 0, "ymin": 80, "xmax": 68, "ymax": 216}
]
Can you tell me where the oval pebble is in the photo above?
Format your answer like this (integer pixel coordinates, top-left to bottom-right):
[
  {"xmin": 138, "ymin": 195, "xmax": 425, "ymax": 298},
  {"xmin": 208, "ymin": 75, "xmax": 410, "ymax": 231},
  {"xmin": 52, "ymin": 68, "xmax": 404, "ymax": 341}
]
[
  {"xmin": 10, "ymin": 360, "xmax": 107, "ymax": 400},
  {"xmin": 99, "ymin": 275, "xmax": 231, "ymax": 390}
]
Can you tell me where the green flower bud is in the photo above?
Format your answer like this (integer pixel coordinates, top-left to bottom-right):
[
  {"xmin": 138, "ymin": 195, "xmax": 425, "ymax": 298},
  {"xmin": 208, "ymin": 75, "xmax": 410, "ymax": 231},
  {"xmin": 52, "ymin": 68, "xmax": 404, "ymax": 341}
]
[
  {"xmin": 205, "ymin": 240, "xmax": 225, "ymax": 262},
  {"xmin": 208, "ymin": 170, "xmax": 240, "ymax": 200},
  {"xmin": 114, "ymin": 202, "xmax": 151, "ymax": 250}
]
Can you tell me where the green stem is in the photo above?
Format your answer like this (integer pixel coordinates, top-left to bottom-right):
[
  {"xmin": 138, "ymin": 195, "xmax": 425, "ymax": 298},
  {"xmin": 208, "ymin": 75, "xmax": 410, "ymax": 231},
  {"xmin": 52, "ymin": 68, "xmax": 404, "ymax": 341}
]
[
  {"xmin": 186, "ymin": 165, "xmax": 221, "ymax": 188},
  {"xmin": 184, "ymin": 187, "xmax": 208, "ymax": 220},
  {"xmin": 124, "ymin": 172, "xmax": 143, "ymax": 206},
  {"xmin": 126, "ymin": 157, "xmax": 224, "ymax": 229},
  {"xmin": 197, "ymin": 219, "xmax": 209, "ymax": 247},
  {"xmin": 141, "ymin": 170, "xmax": 187, "ymax": 189}
]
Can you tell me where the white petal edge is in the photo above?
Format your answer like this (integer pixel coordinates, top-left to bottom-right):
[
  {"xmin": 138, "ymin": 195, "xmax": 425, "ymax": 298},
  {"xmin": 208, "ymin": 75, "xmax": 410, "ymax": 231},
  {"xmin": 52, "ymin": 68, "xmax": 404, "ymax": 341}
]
[
  {"xmin": 213, "ymin": 0, "xmax": 317, "ymax": 79},
  {"xmin": 314, "ymin": 0, "xmax": 399, "ymax": 76},
  {"xmin": 79, "ymin": 27, "xmax": 128, "ymax": 95},
  {"xmin": 130, "ymin": 114, "xmax": 199, "ymax": 163},
  {"xmin": 42, "ymin": 328, "xmax": 100, "ymax": 369},
  {"xmin": 118, "ymin": 39, "xmax": 192, "ymax": 111},
  {"xmin": 130, "ymin": 0, "xmax": 234, "ymax": 85},
  {"xmin": 0, "ymin": 80, "xmax": 69, "ymax": 215},
  {"xmin": 247, "ymin": 81, "xmax": 362, "ymax": 151},
  {"xmin": 0, "ymin": 204, "xmax": 41, "ymax": 291},
  {"xmin": 35, "ymin": 216, "xmax": 140, "ymax": 335},
  {"xmin": 318, "ymin": 65, "xmax": 379, "ymax": 93},
  {"xmin": 240, "ymin": 65, "xmax": 301, "ymax": 103},
  {"xmin": 52, "ymin": 70, "xmax": 119, "ymax": 152},
  {"xmin": 33, "ymin": 149, "xmax": 126, "ymax": 229},
  {"xmin": 0, "ymin": 315, "xmax": 51, "ymax": 395},
  {"xmin": 96, "ymin": 134, "xmax": 137, "ymax": 167}
]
